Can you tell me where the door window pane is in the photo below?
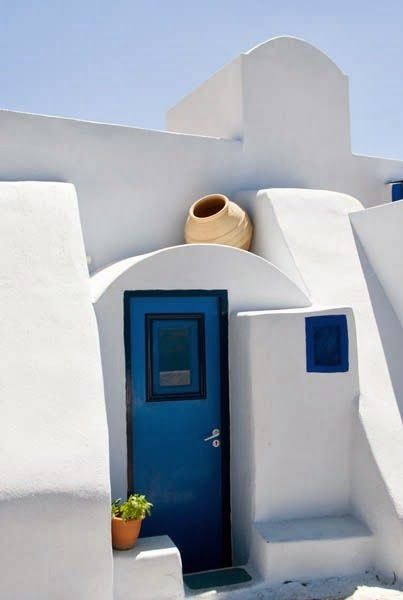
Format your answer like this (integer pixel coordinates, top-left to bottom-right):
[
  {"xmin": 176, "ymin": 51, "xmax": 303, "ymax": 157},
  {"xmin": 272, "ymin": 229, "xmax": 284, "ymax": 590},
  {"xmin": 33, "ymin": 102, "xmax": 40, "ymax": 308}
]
[
  {"xmin": 146, "ymin": 314, "xmax": 206, "ymax": 400},
  {"xmin": 158, "ymin": 326, "xmax": 191, "ymax": 386}
]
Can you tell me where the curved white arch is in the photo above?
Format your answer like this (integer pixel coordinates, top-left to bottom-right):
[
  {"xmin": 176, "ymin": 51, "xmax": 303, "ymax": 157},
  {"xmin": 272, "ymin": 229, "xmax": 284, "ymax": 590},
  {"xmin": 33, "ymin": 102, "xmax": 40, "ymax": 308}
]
[
  {"xmin": 92, "ymin": 243, "xmax": 310, "ymax": 310},
  {"xmin": 92, "ymin": 244, "xmax": 310, "ymax": 500}
]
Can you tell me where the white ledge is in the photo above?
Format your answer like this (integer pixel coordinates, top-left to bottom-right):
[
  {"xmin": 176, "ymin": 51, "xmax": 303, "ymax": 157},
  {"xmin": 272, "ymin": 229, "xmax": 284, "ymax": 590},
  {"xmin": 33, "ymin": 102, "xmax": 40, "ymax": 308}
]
[{"xmin": 113, "ymin": 535, "xmax": 184, "ymax": 600}]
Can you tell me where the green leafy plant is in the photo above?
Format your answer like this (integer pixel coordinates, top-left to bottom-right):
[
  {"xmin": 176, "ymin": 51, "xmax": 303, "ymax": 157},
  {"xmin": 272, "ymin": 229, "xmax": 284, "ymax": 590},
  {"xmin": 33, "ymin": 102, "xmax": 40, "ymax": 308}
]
[
  {"xmin": 111, "ymin": 494, "xmax": 153, "ymax": 521},
  {"xmin": 111, "ymin": 498, "xmax": 122, "ymax": 518}
]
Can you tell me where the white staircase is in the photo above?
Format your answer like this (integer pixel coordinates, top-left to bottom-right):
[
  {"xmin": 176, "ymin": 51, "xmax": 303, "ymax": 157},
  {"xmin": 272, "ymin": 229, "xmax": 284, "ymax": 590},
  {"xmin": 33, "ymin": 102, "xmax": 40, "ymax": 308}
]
[{"xmin": 251, "ymin": 516, "xmax": 374, "ymax": 586}]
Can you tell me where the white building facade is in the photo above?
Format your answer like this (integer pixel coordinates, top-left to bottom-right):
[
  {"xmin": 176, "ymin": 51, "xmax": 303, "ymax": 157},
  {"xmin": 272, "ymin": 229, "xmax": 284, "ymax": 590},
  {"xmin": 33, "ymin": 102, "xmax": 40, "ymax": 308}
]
[{"xmin": 1, "ymin": 36, "xmax": 403, "ymax": 599}]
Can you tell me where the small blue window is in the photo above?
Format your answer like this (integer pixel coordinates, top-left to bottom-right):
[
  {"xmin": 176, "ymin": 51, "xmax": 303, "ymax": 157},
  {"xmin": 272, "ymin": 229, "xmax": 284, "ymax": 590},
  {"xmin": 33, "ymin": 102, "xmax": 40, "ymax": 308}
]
[
  {"xmin": 146, "ymin": 313, "xmax": 206, "ymax": 401},
  {"xmin": 305, "ymin": 315, "xmax": 348, "ymax": 373},
  {"xmin": 392, "ymin": 182, "xmax": 403, "ymax": 202}
]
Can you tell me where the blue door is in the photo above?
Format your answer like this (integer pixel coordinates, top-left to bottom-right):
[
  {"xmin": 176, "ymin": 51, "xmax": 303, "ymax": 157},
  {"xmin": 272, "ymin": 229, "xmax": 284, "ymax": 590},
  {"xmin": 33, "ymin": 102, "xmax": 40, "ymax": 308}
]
[{"xmin": 125, "ymin": 291, "xmax": 230, "ymax": 574}]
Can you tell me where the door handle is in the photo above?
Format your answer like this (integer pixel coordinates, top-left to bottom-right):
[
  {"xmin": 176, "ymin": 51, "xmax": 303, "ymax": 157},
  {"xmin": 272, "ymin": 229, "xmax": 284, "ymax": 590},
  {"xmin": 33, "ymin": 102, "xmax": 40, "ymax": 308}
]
[{"xmin": 204, "ymin": 428, "xmax": 220, "ymax": 442}]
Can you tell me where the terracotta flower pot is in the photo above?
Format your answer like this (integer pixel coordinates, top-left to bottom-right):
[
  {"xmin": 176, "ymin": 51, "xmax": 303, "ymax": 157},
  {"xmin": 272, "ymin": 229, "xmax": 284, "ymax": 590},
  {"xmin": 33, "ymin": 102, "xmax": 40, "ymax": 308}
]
[
  {"xmin": 184, "ymin": 194, "xmax": 253, "ymax": 250},
  {"xmin": 111, "ymin": 516, "xmax": 142, "ymax": 550}
]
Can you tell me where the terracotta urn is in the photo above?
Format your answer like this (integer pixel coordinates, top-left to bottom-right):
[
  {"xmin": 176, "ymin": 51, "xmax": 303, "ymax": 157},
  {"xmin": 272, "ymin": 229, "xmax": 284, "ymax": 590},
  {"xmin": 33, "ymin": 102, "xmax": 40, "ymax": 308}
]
[
  {"xmin": 111, "ymin": 516, "xmax": 142, "ymax": 550},
  {"xmin": 184, "ymin": 194, "xmax": 253, "ymax": 250}
]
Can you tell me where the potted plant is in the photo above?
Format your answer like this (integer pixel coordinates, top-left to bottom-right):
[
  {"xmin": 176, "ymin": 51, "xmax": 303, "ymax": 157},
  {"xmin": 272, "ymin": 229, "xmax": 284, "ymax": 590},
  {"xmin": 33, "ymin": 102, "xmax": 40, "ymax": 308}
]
[{"xmin": 111, "ymin": 494, "xmax": 153, "ymax": 550}]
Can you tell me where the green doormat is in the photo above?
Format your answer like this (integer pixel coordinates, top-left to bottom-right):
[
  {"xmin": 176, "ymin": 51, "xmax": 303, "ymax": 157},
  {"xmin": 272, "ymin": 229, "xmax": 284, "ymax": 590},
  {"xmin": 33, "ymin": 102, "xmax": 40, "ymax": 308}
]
[{"xmin": 184, "ymin": 567, "xmax": 252, "ymax": 590}]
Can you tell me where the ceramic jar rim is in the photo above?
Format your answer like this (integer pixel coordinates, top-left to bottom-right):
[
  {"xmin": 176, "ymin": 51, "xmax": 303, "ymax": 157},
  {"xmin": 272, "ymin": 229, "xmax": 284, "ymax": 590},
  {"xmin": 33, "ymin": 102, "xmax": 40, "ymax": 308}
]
[{"xmin": 190, "ymin": 194, "xmax": 229, "ymax": 222}]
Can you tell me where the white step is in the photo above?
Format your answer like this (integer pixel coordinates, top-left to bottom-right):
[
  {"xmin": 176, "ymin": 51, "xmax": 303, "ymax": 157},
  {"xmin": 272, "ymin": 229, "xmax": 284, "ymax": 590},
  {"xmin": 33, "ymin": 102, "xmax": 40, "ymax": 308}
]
[
  {"xmin": 250, "ymin": 516, "xmax": 374, "ymax": 586},
  {"xmin": 113, "ymin": 535, "xmax": 184, "ymax": 600}
]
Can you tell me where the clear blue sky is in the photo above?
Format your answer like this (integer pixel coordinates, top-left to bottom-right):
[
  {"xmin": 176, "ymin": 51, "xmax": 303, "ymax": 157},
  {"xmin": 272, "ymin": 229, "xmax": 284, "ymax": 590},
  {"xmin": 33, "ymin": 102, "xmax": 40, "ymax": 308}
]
[{"xmin": 1, "ymin": 0, "xmax": 402, "ymax": 159}]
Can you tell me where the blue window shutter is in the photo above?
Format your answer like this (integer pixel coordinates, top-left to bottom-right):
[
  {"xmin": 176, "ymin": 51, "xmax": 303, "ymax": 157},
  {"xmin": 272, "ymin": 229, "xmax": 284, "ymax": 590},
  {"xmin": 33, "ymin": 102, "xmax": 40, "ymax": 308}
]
[
  {"xmin": 392, "ymin": 182, "xmax": 403, "ymax": 202},
  {"xmin": 305, "ymin": 315, "xmax": 349, "ymax": 373}
]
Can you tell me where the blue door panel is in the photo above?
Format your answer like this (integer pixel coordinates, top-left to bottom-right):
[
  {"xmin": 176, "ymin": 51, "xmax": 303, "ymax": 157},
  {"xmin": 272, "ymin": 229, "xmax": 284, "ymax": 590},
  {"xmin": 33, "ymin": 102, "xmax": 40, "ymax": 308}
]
[{"xmin": 127, "ymin": 292, "xmax": 229, "ymax": 573}]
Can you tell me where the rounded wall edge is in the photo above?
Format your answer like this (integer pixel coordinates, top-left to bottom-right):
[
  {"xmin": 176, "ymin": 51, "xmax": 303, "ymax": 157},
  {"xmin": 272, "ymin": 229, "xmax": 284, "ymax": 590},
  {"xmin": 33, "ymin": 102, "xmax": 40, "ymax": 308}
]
[
  {"xmin": 243, "ymin": 35, "xmax": 347, "ymax": 78},
  {"xmin": 91, "ymin": 243, "xmax": 311, "ymax": 311},
  {"xmin": 92, "ymin": 243, "xmax": 311, "ymax": 501}
]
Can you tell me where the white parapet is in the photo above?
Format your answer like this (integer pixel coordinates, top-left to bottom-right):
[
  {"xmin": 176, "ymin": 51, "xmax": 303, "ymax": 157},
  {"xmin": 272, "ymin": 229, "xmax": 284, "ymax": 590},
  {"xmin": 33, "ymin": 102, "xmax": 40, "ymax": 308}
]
[{"xmin": 113, "ymin": 536, "xmax": 184, "ymax": 600}]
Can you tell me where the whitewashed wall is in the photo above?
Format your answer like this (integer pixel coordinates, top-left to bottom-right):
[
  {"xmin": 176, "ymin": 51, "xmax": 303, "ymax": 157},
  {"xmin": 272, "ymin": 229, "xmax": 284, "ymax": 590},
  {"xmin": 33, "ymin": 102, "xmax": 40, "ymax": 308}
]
[
  {"xmin": 235, "ymin": 189, "xmax": 310, "ymax": 294},
  {"xmin": 168, "ymin": 37, "xmax": 403, "ymax": 207},
  {"xmin": 167, "ymin": 57, "xmax": 243, "ymax": 139},
  {"xmin": 91, "ymin": 244, "xmax": 310, "ymax": 500},
  {"xmin": 0, "ymin": 110, "xmax": 242, "ymax": 273},
  {"xmin": 1, "ymin": 37, "xmax": 403, "ymax": 276},
  {"xmin": 0, "ymin": 183, "xmax": 112, "ymax": 599},
  {"xmin": 245, "ymin": 187, "xmax": 403, "ymax": 581},
  {"xmin": 231, "ymin": 306, "xmax": 358, "ymax": 565},
  {"xmin": 350, "ymin": 201, "xmax": 403, "ymax": 329}
]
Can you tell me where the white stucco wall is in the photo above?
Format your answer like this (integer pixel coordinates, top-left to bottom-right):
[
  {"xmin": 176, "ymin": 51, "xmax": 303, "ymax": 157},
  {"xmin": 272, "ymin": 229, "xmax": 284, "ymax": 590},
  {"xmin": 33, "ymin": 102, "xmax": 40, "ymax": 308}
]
[
  {"xmin": 231, "ymin": 306, "xmax": 358, "ymax": 566},
  {"xmin": 235, "ymin": 189, "xmax": 310, "ymax": 294},
  {"xmin": 0, "ymin": 182, "xmax": 112, "ymax": 599},
  {"xmin": 91, "ymin": 244, "xmax": 310, "ymax": 500},
  {"xmin": 1, "ymin": 38, "xmax": 403, "ymax": 277},
  {"xmin": 168, "ymin": 37, "xmax": 403, "ymax": 206},
  {"xmin": 347, "ymin": 202, "xmax": 403, "ymax": 577},
  {"xmin": 350, "ymin": 201, "xmax": 403, "ymax": 329},
  {"xmin": 241, "ymin": 38, "xmax": 351, "ymax": 185},
  {"xmin": 0, "ymin": 109, "xmax": 242, "ymax": 273},
  {"xmin": 166, "ymin": 57, "xmax": 243, "ymax": 139},
  {"xmin": 247, "ymin": 188, "xmax": 403, "ymax": 580}
]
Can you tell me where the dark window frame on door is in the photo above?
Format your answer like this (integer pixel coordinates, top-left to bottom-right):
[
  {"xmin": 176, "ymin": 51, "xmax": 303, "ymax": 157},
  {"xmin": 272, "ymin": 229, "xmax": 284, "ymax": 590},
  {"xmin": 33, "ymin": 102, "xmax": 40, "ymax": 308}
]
[{"xmin": 145, "ymin": 313, "xmax": 207, "ymax": 401}]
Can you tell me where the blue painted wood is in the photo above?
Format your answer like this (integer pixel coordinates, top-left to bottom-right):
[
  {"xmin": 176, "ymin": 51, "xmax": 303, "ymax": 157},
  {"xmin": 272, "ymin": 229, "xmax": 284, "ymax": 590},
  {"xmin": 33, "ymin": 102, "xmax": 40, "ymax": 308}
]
[
  {"xmin": 129, "ymin": 293, "xmax": 226, "ymax": 573},
  {"xmin": 305, "ymin": 314, "xmax": 349, "ymax": 373},
  {"xmin": 392, "ymin": 182, "xmax": 403, "ymax": 202}
]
